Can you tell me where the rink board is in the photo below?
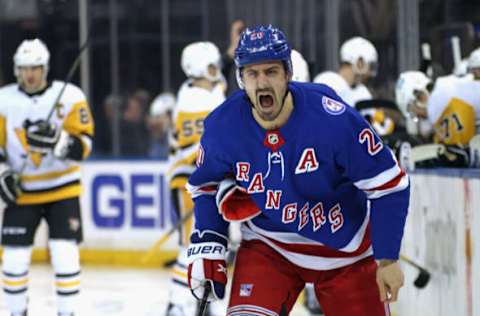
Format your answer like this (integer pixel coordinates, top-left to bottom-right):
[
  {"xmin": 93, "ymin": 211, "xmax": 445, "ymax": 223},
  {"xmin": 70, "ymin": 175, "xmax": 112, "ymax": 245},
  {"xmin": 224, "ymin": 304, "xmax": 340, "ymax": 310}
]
[
  {"xmin": 0, "ymin": 160, "xmax": 179, "ymax": 266},
  {"xmin": 394, "ymin": 169, "xmax": 480, "ymax": 316}
]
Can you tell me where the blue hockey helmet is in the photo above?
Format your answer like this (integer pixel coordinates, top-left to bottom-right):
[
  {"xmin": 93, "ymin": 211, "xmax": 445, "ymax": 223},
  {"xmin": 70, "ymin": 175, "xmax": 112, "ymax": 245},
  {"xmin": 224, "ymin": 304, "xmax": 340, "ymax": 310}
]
[{"xmin": 234, "ymin": 25, "xmax": 292, "ymax": 88}]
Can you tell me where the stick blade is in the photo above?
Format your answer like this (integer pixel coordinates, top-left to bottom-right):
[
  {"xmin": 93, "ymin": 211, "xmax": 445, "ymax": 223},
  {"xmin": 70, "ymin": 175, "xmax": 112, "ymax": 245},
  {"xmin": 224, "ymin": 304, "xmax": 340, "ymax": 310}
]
[{"xmin": 414, "ymin": 269, "xmax": 431, "ymax": 288}]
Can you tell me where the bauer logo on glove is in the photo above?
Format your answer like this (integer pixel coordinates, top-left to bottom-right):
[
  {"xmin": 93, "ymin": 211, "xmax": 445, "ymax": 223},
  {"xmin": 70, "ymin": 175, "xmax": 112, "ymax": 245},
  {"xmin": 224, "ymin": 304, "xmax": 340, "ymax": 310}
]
[{"xmin": 187, "ymin": 231, "xmax": 229, "ymax": 302}]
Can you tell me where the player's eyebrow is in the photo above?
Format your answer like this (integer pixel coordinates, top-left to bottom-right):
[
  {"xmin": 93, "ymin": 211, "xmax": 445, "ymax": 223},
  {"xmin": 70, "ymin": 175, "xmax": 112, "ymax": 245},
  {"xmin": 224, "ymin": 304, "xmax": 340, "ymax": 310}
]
[{"xmin": 264, "ymin": 65, "xmax": 281, "ymax": 72}]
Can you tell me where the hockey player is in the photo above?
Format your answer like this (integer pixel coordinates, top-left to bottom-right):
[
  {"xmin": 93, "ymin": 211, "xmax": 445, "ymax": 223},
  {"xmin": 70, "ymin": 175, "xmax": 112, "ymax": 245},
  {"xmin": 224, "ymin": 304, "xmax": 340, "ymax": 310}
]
[
  {"xmin": 422, "ymin": 47, "xmax": 480, "ymax": 166},
  {"xmin": 313, "ymin": 36, "xmax": 377, "ymax": 107},
  {"xmin": 186, "ymin": 25, "xmax": 409, "ymax": 316},
  {"xmin": 290, "ymin": 49, "xmax": 310, "ymax": 83},
  {"xmin": 165, "ymin": 41, "xmax": 226, "ymax": 316},
  {"xmin": 428, "ymin": 47, "xmax": 480, "ymax": 146},
  {"xmin": 147, "ymin": 92, "xmax": 176, "ymax": 159},
  {"xmin": 395, "ymin": 70, "xmax": 434, "ymax": 143},
  {"xmin": 0, "ymin": 39, "xmax": 94, "ymax": 316}
]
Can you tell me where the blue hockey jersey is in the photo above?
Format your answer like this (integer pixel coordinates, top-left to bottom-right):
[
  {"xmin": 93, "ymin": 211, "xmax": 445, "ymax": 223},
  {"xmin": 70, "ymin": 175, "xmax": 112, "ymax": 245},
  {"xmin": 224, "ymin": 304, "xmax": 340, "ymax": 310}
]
[{"xmin": 187, "ymin": 82, "xmax": 410, "ymax": 270}]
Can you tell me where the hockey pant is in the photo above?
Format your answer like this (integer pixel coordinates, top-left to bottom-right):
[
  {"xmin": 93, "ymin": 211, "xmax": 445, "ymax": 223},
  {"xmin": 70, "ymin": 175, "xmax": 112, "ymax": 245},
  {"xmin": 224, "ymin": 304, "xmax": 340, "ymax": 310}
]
[{"xmin": 228, "ymin": 240, "xmax": 391, "ymax": 316}]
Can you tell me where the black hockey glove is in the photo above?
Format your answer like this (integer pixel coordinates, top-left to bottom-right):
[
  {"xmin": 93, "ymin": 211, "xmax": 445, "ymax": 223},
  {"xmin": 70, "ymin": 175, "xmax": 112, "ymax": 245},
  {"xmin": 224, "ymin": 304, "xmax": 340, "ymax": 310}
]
[
  {"xmin": 0, "ymin": 169, "xmax": 20, "ymax": 207},
  {"xmin": 437, "ymin": 145, "xmax": 470, "ymax": 167},
  {"xmin": 24, "ymin": 119, "xmax": 61, "ymax": 153},
  {"xmin": 53, "ymin": 132, "xmax": 85, "ymax": 161}
]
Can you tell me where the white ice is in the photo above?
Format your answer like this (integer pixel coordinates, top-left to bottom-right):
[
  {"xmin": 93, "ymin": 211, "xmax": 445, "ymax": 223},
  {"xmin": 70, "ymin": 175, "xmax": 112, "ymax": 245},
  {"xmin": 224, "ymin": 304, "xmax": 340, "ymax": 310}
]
[{"xmin": 0, "ymin": 264, "xmax": 310, "ymax": 316}]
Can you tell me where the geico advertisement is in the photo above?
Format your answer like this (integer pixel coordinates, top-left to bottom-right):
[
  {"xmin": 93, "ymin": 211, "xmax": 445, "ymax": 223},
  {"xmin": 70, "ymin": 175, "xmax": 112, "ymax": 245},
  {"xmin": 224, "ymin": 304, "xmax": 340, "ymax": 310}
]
[{"xmin": 80, "ymin": 161, "xmax": 177, "ymax": 250}]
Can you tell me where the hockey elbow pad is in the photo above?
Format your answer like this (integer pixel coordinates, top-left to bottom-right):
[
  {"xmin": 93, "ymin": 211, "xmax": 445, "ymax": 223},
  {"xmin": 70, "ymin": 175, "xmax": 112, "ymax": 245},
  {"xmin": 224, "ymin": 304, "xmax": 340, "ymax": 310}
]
[
  {"xmin": 187, "ymin": 231, "xmax": 228, "ymax": 301},
  {"xmin": 216, "ymin": 178, "xmax": 261, "ymax": 222}
]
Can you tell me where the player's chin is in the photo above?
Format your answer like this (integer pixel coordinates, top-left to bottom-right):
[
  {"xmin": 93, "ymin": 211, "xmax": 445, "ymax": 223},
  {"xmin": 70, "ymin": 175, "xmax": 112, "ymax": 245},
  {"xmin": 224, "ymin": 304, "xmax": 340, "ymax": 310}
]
[{"xmin": 257, "ymin": 107, "xmax": 278, "ymax": 121}]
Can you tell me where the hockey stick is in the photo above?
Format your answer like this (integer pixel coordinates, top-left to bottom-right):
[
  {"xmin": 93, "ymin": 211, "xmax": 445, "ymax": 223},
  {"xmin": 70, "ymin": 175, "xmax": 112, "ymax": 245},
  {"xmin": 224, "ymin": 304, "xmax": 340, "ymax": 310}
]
[
  {"xmin": 400, "ymin": 254, "xmax": 431, "ymax": 289},
  {"xmin": 197, "ymin": 282, "xmax": 211, "ymax": 316},
  {"xmin": 46, "ymin": 36, "xmax": 91, "ymax": 122},
  {"xmin": 141, "ymin": 210, "xmax": 193, "ymax": 264},
  {"xmin": 451, "ymin": 36, "xmax": 462, "ymax": 75},
  {"xmin": 411, "ymin": 143, "xmax": 446, "ymax": 163}
]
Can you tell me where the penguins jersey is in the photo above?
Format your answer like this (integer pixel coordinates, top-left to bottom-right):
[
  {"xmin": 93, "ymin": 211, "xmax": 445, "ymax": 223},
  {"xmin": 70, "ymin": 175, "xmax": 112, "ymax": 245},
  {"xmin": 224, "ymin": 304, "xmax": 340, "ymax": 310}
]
[
  {"xmin": 0, "ymin": 81, "xmax": 94, "ymax": 205},
  {"xmin": 168, "ymin": 79, "xmax": 225, "ymax": 189},
  {"xmin": 187, "ymin": 82, "xmax": 410, "ymax": 270},
  {"xmin": 313, "ymin": 71, "xmax": 372, "ymax": 107},
  {"xmin": 427, "ymin": 77, "xmax": 480, "ymax": 145}
]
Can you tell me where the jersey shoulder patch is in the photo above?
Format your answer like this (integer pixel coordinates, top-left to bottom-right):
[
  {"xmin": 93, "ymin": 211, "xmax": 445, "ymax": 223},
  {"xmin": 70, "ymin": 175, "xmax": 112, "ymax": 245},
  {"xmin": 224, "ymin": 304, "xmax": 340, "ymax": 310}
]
[{"xmin": 322, "ymin": 96, "xmax": 346, "ymax": 115}]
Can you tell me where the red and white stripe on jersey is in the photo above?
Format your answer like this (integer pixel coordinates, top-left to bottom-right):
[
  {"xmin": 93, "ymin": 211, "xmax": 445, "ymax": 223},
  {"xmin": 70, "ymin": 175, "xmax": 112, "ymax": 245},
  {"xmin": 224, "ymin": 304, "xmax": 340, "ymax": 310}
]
[
  {"xmin": 354, "ymin": 163, "xmax": 409, "ymax": 199},
  {"xmin": 228, "ymin": 304, "xmax": 279, "ymax": 316},
  {"xmin": 241, "ymin": 208, "xmax": 373, "ymax": 270},
  {"xmin": 186, "ymin": 181, "xmax": 218, "ymax": 198}
]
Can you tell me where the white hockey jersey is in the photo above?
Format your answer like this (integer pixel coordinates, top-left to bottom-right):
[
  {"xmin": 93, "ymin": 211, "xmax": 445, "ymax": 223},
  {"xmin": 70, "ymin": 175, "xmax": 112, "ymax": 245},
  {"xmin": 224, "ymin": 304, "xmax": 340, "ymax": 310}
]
[
  {"xmin": 0, "ymin": 81, "xmax": 94, "ymax": 205},
  {"xmin": 169, "ymin": 79, "xmax": 225, "ymax": 189},
  {"xmin": 313, "ymin": 71, "xmax": 372, "ymax": 107},
  {"xmin": 427, "ymin": 77, "xmax": 479, "ymax": 145}
]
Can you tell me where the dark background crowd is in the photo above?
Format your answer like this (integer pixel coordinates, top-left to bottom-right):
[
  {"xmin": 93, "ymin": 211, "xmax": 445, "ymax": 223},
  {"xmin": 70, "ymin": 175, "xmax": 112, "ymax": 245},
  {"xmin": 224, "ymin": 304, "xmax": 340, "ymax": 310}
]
[{"xmin": 0, "ymin": 0, "xmax": 479, "ymax": 158}]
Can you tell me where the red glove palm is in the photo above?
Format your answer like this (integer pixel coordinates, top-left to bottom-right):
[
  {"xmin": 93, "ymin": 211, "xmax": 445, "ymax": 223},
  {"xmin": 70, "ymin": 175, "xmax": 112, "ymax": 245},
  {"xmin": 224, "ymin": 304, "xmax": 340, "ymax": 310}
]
[
  {"xmin": 188, "ymin": 257, "xmax": 227, "ymax": 301},
  {"xmin": 216, "ymin": 178, "xmax": 261, "ymax": 221}
]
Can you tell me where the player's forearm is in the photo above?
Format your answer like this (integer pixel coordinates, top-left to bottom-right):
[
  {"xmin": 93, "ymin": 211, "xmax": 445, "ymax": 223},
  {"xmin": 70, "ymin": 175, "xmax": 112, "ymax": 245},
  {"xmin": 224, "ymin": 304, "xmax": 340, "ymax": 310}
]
[
  {"xmin": 54, "ymin": 132, "xmax": 93, "ymax": 161},
  {"xmin": 192, "ymin": 195, "xmax": 230, "ymax": 237},
  {"xmin": 369, "ymin": 185, "xmax": 410, "ymax": 260}
]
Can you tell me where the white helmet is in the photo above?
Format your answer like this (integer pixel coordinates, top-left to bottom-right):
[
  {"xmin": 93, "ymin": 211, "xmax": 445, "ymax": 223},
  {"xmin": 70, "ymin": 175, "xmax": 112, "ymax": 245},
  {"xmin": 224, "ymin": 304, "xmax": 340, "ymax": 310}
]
[
  {"xmin": 290, "ymin": 49, "xmax": 310, "ymax": 82},
  {"xmin": 149, "ymin": 92, "xmax": 176, "ymax": 117},
  {"xmin": 181, "ymin": 41, "xmax": 222, "ymax": 82},
  {"xmin": 395, "ymin": 71, "xmax": 431, "ymax": 118},
  {"xmin": 13, "ymin": 38, "xmax": 50, "ymax": 80},
  {"xmin": 340, "ymin": 37, "xmax": 378, "ymax": 76},
  {"xmin": 467, "ymin": 47, "xmax": 480, "ymax": 70}
]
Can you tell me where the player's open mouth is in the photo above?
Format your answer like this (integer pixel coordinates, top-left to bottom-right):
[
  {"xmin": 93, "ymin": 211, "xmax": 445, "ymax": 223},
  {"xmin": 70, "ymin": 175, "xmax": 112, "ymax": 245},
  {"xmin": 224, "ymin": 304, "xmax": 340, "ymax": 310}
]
[{"xmin": 258, "ymin": 94, "xmax": 274, "ymax": 109}]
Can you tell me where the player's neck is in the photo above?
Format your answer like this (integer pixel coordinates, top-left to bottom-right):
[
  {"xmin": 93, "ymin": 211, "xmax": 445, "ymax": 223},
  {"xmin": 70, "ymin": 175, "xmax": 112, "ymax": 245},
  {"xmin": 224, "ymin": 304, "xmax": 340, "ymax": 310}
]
[
  {"xmin": 252, "ymin": 92, "xmax": 293, "ymax": 130},
  {"xmin": 191, "ymin": 78, "xmax": 215, "ymax": 91}
]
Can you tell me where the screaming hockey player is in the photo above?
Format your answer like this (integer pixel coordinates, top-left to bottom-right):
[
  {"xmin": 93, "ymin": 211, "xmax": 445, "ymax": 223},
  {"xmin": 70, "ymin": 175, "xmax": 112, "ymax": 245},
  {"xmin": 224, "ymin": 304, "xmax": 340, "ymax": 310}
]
[{"xmin": 185, "ymin": 25, "xmax": 410, "ymax": 316}]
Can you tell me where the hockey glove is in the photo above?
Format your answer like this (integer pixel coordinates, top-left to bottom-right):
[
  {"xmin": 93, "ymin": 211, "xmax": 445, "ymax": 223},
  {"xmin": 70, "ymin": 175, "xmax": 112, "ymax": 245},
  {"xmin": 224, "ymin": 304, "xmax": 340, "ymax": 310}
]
[
  {"xmin": 24, "ymin": 119, "xmax": 61, "ymax": 153},
  {"xmin": 53, "ymin": 131, "xmax": 85, "ymax": 161},
  {"xmin": 393, "ymin": 141, "xmax": 414, "ymax": 171},
  {"xmin": 216, "ymin": 178, "xmax": 261, "ymax": 221},
  {"xmin": 0, "ymin": 166, "xmax": 20, "ymax": 208},
  {"xmin": 468, "ymin": 134, "xmax": 480, "ymax": 168},
  {"xmin": 187, "ymin": 231, "xmax": 228, "ymax": 302},
  {"xmin": 438, "ymin": 145, "xmax": 470, "ymax": 167}
]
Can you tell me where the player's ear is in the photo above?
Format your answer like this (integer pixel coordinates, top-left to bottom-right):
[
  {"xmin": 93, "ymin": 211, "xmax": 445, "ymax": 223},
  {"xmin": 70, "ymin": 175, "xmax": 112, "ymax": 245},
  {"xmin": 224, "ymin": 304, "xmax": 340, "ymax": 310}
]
[{"xmin": 287, "ymin": 71, "xmax": 293, "ymax": 81}]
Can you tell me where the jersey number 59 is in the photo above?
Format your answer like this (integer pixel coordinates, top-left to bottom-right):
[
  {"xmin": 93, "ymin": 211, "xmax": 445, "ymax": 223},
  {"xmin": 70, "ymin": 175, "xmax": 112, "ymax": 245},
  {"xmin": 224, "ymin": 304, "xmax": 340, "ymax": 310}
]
[{"xmin": 182, "ymin": 118, "xmax": 204, "ymax": 137}]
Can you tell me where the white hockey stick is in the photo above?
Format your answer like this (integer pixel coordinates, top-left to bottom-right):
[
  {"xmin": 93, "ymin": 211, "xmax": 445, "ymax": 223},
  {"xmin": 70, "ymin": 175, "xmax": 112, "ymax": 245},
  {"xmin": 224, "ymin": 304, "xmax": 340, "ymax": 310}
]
[{"xmin": 411, "ymin": 143, "xmax": 446, "ymax": 163}]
